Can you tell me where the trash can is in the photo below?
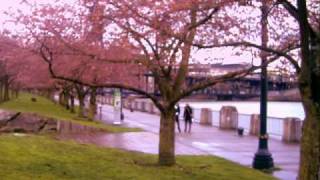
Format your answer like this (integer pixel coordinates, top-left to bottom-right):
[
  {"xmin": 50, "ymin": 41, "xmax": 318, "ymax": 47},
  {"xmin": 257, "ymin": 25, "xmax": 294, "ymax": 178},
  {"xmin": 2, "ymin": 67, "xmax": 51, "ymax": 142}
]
[{"xmin": 237, "ymin": 127, "xmax": 244, "ymax": 136}]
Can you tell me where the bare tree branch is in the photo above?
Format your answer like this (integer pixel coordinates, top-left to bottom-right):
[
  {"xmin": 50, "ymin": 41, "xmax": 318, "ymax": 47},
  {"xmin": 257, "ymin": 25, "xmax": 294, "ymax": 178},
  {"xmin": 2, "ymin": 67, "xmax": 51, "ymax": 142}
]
[
  {"xmin": 194, "ymin": 41, "xmax": 301, "ymax": 72},
  {"xmin": 277, "ymin": 0, "xmax": 318, "ymax": 39},
  {"xmin": 188, "ymin": 8, "xmax": 219, "ymax": 30},
  {"xmin": 38, "ymin": 41, "xmax": 165, "ymax": 112},
  {"xmin": 170, "ymin": 52, "xmax": 284, "ymax": 106}
]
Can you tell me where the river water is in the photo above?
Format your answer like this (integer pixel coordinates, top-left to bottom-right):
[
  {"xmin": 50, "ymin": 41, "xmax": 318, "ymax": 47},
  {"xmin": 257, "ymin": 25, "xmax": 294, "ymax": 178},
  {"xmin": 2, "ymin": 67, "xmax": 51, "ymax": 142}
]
[{"xmin": 180, "ymin": 101, "xmax": 305, "ymax": 120}]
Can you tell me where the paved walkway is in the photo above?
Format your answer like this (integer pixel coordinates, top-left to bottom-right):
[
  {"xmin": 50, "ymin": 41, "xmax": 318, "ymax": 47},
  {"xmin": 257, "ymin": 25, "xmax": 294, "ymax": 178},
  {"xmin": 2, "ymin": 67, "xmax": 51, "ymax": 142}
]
[{"xmin": 95, "ymin": 104, "xmax": 299, "ymax": 180}]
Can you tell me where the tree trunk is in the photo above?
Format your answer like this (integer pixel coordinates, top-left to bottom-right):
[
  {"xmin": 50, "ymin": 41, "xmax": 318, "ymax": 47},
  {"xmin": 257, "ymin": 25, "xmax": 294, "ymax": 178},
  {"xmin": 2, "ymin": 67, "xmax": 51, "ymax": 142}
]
[
  {"xmin": 0, "ymin": 81, "xmax": 3, "ymax": 103},
  {"xmin": 11, "ymin": 89, "xmax": 19, "ymax": 99},
  {"xmin": 158, "ymin": 108, "xmax": 176, "ymax": 166},
  {"xmin": 298, "ymin": 46, "xmax": 320, "ymax": 180},
  {"xmin": 297, "ymin": 1, "xmax": 320, "ymax": 179},
  {"xmin": 59, "ymin": 92, "xmax": 64, "ymax": 105},
  {"xmin": 88, "ymin": 87, "xmax": 97, "ymax": 120},
  {"xmin": 11, "ymin": 89, "xmax": 15, "ymax": 99},
  {"xmin": 75, "ymin": 85, "xmax": 87, "ymax": 118},
  {"xmin": 298, "ymin": 47, "xmax": 320, "ymax": 179},
  {"xmin": 78, "ymin": 95, "xmax": 85, "ymax": 118},
  {"xmin": 16, "ymin": 90, "xmax": 19, "ymax": 98},
  {"xmin": 298, "ymin": 95, "xmax": 320, "ymax": 180},
  {"xmin": 3, "ymin": 76, "xmax": 9, "ymax": 101},
  {"xmin": 70, "ymin": 95, "xmax": 75, "ymax": 113},
  {"xmin": 45, "ymin": 89, "xmax": 53, "ymax": 100},
  {"xmin": 63, "ymin": 91, "xmax": 70, "ymax": 110}
]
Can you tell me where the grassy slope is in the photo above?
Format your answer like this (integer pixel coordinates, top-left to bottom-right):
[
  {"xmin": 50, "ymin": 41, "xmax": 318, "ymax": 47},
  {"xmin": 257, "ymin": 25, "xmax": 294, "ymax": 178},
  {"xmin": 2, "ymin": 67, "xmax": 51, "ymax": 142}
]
[
  {"xmin": 0, "ymin": 134, "xmax": 276, "ymax": 180},
  {"xmin": 0, "ymin": 93, "xmax": 140, "ymax": 133}
]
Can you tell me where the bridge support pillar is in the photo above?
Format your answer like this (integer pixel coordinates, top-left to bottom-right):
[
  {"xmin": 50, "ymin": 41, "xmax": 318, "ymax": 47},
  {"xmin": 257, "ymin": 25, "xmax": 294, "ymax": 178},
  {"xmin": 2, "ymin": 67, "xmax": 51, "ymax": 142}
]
[
  {"xmin": 140, "ymin": 102, "xmax": 146, "ymax": 112},
  {"xmin": 250, "ymin": 114, "xmax": 260, "ymax": 136},
  {"xmin": 149, "ymin": 103, "xmax": 154, "ymax": 114},
  {"xmin": 282, "ymin": 117, "xmax": 302, "ymax": 143},
  {"xmin": 200, "ymin": 108, "xmax": 212, "ymax": 125},
  {"xmin": 108, "ymin": 96, "xmax": 112, "ymax": 105},
  {"xmin": 219, "ymin": 106, "xmax": 238, "ymax": 129},
  {"xmin": 134, "ymin": 101, "xmax": 138, "ymax": 111}
]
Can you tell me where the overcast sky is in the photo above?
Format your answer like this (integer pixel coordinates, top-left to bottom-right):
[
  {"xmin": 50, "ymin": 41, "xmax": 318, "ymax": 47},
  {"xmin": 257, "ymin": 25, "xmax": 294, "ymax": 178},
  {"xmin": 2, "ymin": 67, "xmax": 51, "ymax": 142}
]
[
  {"xmin": 0, "ymin": 0, "xmax": 269, "ymax": 67},
  {"xmin": 0, "ymin": 1, "xmax": 19, "ymax": 20}
]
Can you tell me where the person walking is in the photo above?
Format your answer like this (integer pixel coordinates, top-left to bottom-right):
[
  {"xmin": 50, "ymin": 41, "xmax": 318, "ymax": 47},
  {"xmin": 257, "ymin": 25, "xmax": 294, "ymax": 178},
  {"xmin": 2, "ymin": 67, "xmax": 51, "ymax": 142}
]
[
  {"xmin": 174, "ymin": 104, "xmax": 181, "ymax": 133},
  {"xmin": 183, "ymin": 103, "xmax": 193, "ymax": 133}
]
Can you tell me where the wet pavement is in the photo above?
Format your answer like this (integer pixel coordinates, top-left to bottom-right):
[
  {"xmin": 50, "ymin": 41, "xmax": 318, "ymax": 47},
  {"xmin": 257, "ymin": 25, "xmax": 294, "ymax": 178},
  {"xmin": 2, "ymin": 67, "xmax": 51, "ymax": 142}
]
[{"xmin": 61, "ymin": 104, "xmax": 300, "ymax": 180}]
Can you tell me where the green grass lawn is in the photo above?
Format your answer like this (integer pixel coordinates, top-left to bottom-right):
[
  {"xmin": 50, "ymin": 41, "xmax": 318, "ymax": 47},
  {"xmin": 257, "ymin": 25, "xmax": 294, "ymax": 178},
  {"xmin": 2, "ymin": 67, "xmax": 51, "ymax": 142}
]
[
  {"xmin": 0, "ymin": 93, "xmax": 276, "ymax": 179},
  {"xmin": 0, "ymin": 134, "xmax": 276, "ymax": 180},
  {"xmin": 0, "ymin": 93, "xmax": 141, "ymax": 133}
]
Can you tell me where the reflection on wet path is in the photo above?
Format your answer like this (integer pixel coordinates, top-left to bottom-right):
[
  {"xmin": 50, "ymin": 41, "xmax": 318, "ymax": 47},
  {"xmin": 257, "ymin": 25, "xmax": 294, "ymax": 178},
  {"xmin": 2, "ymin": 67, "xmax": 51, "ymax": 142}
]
[
  {"xmin": 56, "ymin": 121, "xmax": 158, "ymax": 153},
  {"xmin": 56, "ymin": 121, "xmax": 207, "ymax": 155},
  {"xmin": 55, "ymin": 111, "xmax": 299, "ymax": 180},
  {"xmin": 58, "ymin": 131, "xmax": 158, "ymax": 153},
  {"xmin": 57, "ymin": 121, "xmax": 100, "ymax": 134}
]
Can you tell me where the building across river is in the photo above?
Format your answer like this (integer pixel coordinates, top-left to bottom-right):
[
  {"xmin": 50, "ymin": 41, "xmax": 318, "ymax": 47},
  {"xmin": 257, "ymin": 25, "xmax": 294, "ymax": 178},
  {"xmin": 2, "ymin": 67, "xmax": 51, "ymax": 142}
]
[
  {"xmin": 100, "ymin": 63, "xmax": 299, "ymax": 101},
  {"xmin": 150, "ymin": 63, "xmax": 298, "ymax": 100}
]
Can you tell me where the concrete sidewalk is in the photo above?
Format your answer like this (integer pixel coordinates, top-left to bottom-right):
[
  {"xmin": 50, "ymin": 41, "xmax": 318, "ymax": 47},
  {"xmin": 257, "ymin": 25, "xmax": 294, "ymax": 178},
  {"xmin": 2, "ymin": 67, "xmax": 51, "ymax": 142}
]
[{"xmin": 98, "ymin": 104, "xmax": 299, "ymax": 180}]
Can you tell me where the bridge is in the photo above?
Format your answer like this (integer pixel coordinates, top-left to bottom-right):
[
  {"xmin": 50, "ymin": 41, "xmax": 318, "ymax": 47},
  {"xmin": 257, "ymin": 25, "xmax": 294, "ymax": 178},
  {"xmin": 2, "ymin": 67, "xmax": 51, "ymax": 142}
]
[
  {"xmin": 99, "ymin": 63, "xmax": 298, "ymax": 101},
  {"xmin": 184, "ymin": 73, "xmax": 298, "ymax": 100},
  {"xmin": 99, "ymin": 72, "xmax": 297, "ymax": 101}
]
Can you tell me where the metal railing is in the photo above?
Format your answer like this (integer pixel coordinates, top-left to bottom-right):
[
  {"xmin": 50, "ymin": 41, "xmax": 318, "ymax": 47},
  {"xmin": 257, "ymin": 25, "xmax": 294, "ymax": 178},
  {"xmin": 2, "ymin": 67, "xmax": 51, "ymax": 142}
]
[
  {"xmin": 238, "ymin": 113, "xmax": 251, "ymax": 134},
  {"xmin": 98, "ymin": 96, "xmax": 300, "ymax": 142}
]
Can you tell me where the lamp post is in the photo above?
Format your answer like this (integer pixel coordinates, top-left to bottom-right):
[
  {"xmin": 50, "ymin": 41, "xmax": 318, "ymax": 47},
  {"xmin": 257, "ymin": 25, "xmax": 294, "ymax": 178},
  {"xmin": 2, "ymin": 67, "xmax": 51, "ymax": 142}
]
[{"xmin": 252, "ymin": 0, "xmax": 274, "ymax": 169}]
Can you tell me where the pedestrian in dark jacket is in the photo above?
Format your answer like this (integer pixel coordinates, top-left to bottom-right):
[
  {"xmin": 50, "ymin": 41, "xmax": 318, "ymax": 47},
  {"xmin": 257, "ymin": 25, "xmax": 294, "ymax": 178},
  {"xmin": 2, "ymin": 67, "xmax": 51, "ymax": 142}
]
[
  {"xmin": 183, "ymin": 104, "xmax": 193, "ymax": 133},
  {"xmin": 174, "ymin": 104, "xmax": 181, "ymax": 133}
]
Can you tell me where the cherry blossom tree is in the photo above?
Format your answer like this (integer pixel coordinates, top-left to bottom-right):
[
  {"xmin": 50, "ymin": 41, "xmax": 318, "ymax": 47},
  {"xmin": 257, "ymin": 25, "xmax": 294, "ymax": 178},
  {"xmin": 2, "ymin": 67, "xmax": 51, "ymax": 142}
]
[
  {"xmin": 0, "ymin": 35, "xmax": 19, "ymax": 102},
  {"xmin": 101, "ymin": 0, "xmax": 285, "ymax": 166},
  {"xmin": 238, "ymin": 1, "xmax": 319, "ymax": 179},
  {"xmin": 15, "ymin": 0, "xmax": 266, "ymax": 165},
  {"xmin": 0, "ymin": 33, "xmax": 57, "ymax": 99},
  {"xmin": 285, "ymin": 1, "xmax": 320, "ymax": 179},
  {"xmin": 11, "ymin": 0, "xmax": 288, "ymax": 166}
]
